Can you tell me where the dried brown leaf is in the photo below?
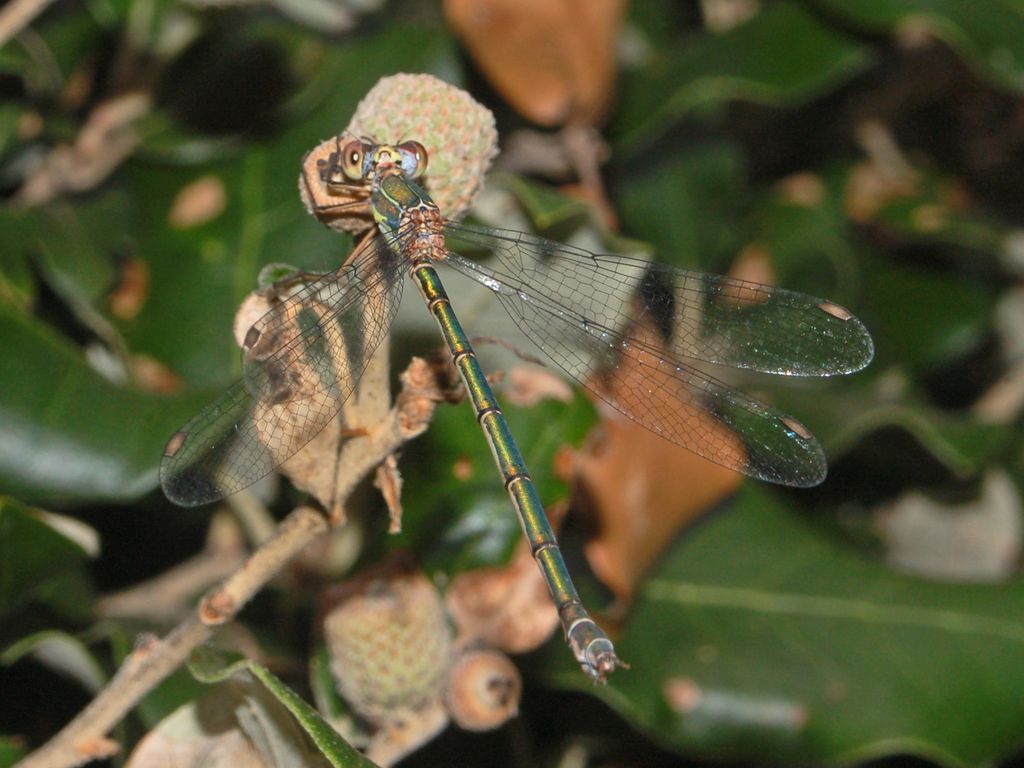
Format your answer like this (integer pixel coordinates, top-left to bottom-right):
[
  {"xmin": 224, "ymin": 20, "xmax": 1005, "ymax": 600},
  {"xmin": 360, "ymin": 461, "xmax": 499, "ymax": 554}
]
[
  {"xmin": 445, "ymin": 0, "xmax": 626, "ymax": 126},
  {"xmin": 446, "ymin": 532, "xmax": 560, "ymax": 654},
  {"xmin": 573, "ymin": 314, "xmax": 742, "ymax": 601}
]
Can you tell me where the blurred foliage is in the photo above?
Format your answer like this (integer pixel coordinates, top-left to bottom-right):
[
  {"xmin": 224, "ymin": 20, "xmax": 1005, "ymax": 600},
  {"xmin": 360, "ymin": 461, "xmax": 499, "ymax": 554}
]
[{"xmin": 2, "ymin": 0, "xmax": 1024, "ymax": 767}]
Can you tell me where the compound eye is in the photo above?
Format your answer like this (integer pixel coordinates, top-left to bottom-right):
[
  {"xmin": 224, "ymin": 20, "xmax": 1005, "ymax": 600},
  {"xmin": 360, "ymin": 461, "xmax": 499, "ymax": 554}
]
[
  {"xmin": 340, "ymin": 140, "xmax": 364, "ymax": 180},
  {"xmin": 398, "ymin": 141, "xmax": 428, "ymax": 179}
]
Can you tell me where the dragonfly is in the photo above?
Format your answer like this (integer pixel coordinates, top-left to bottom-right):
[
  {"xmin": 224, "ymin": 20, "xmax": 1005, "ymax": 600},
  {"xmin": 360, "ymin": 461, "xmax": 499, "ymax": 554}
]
[{"xmin": 161, "ymin": 136, "xmax": 874, "ymax": 682}]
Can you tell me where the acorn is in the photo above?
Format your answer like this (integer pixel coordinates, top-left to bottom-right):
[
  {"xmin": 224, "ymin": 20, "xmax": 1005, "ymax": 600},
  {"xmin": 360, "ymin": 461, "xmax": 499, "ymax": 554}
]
[
  {"xmin": 323, "ymin": 566, "xmax": 454, "ymax": 725},
  {"xmin": 444, "ymin": 649, "xmax": 522, "ymax": 732},
  {"xmin": 348, "ymin": 73, "xmax": 498, "ymax": 220}
]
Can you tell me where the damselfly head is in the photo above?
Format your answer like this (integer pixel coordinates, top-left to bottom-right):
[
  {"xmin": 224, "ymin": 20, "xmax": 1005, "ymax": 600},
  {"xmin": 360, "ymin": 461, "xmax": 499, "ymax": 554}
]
[{"xmin": 361, "ymin": 141, "xmax": 430, "ymax": 181}]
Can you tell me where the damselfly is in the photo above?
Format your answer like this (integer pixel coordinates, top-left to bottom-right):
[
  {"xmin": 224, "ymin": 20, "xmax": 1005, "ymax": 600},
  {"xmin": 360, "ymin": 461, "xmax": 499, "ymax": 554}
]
[{"xmin": 161, "ymin": 137, "xmax": 874, "ymax": 681}]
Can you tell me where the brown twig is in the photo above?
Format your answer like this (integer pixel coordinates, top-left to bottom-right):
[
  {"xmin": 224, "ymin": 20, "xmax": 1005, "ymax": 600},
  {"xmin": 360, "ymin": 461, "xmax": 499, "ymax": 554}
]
[
  {"xmin": 14, "ymin": 508, "xmax": 327, "ymax": 768},
  {"xmin": 96, "ymin": 513, "xmax": 247, "ymax": 622},
  {"xmin": 15, "ymin": 359, "xmax": 440, "ymax": 768},
  {"xmin": 0, "ymin": 0, "xmax": 56, "ymax": 47},
  {"xmin": 15, "ymin": 93, "xmax": 150, "ymax": 207}
]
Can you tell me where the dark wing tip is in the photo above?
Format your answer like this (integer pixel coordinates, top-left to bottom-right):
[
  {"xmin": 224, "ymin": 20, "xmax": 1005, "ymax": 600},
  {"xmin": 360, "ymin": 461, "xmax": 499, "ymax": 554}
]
[
  {"xmin": 160, "ymin": 432, "xmax": 226, "ymax": 507},
  {"xmin": 819, "ymin": 301, "xmax": 875, "ymax": 375},
  {"xmin": 160, "ymin": 464, "xmax": 224, "ymax": 507},
  {"xmin": 840, "ymin": 313, "xmax": 876, "ymax": 375},
  {"xmin": 743, "ymin": 415, "xmax": 828, "ymax": 488}
]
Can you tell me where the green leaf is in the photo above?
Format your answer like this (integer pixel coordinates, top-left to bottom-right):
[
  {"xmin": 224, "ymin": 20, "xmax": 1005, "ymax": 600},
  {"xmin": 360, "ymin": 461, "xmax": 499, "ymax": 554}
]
[
  {"xmin": 612, "ymin": 2, "xmax": 870, "ymax": 150},
  {"xmin": 309, "ymin": 643, "xmax": 358, "ymax": 726},
  {"xmin": 189, "ymin": 644, "xmax": 251, "ymax": 683},
  {"xmin": 247, "ymin": 662, "xmax": 375, "ymax": 768},
  {"xmin": 1, "ymin": 195, "xmax": 132, "ymax": 353},
  {"xmin": 501, "ymin": 174, "xmax": 590, "ymax": 233},
  {"xmin": 0, "ymin": 735, "xmax": 26, "ymax": 767},
  {"xmin": 817, "ymin": 0, "xmax": 1024, "ymax": 93},
  {"xmin": 1, "ymin": 630, "xmax": 106, "ymax": 694},
  {"xmin": 398, "ymin": 392, "xmax": 596, "ymax": 574},
  {"xmin": 0, "ymin": 248, "xmax": 34, "ymax": 312},
  {"xmin": 588, "ymin": 484, "xmax": 1024, "ymax": 765},
  {"xmin": 421, "ymin": 493, "xmax": 522, "ymax": 576},
  {"xmin": 756, "ymin": 371, "xmax": 1014, "ymax": 480},
  {"xmin": 0, "ymin": 498, "xmax": 92, "ymax": 616},
  {"xmin": 750, "ymin": 174, "xmax": 867, "ymax": 301},
  {"xmin": 0, "ymin": 6, "xmax": 113, "ymax": 93},
  {"xmin": 825, "ymin": 395, "xmax": 1014, "ymax": 477},
  {"xmin": 820, "ymin": 155, "xmax": 1010, "ymax": 261},
  {"xmin": 0, "ymin": 303, "xmax": 211, "ymax": 503},
  {"xmin": 617, "ymin": 142, "xmax": 750, "ymax": 271},
  {"xmin": 26, "ymin": 197, "xmax": 122, "ymax": 310},
  {"xmin": 188, "ymin": 645, "xmax": 376, "ymax": 767},
  {"xmin": 0, "ymin": 102, "xmax": 26, "ymax": 162},
  {"xmin": 863, "ymin": 253, "xmax": 996, "ymax": 373}
]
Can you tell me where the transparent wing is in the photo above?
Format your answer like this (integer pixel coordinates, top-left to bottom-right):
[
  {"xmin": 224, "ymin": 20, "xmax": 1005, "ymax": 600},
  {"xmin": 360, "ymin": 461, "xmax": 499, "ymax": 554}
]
[
  {"xmin": 445, "ymin": 223, "xmax": 874, "ymax": 376},
  {"xmin": 443, "ymin": 223, "xmax": 874, "ymax": 487},
  {"xmin": 161, "ymin": 236, "xmax": 404, "ymax": 506}
]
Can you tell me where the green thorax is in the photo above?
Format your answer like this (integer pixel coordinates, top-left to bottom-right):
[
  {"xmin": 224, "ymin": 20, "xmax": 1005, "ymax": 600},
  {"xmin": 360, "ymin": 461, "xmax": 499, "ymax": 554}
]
[{"xmin": 372, "ymin": 171, "xmax": 435, "ymax": 238}]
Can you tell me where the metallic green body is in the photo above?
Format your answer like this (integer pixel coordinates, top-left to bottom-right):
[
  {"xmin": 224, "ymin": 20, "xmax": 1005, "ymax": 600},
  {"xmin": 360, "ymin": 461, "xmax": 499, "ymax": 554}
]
[
  {"xmin": 412, "ymin": 263, "xmax": 615, "ymax": 679},
  {"xmin": 374, "ymin": 165, "xmax": 620, "ymax": 680}
]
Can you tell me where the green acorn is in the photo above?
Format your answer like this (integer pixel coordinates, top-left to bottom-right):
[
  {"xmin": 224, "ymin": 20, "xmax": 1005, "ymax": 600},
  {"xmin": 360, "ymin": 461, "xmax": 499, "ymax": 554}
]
[
  {"xmin": 323, "ymin": 566, "xmax": 453, "ymax": 724},
  {"xmin": 348, "ymin": 73, "xmax": 499, "ymax": 221}
]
